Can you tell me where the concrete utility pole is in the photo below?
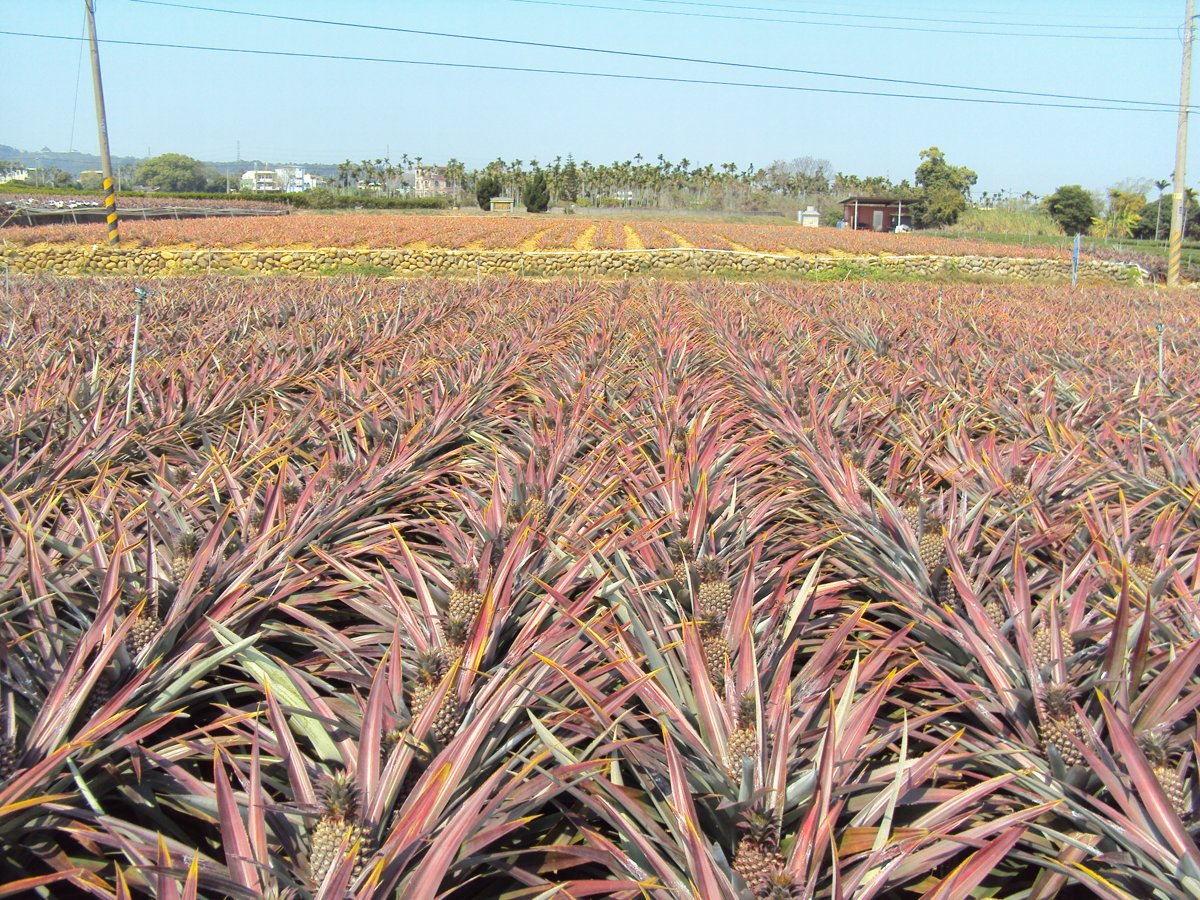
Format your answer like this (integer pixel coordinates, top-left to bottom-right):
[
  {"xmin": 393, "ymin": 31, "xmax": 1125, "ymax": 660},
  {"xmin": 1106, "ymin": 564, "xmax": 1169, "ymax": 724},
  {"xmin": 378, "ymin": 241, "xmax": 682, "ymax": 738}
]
[
  {"xmin": 1168, "ymin": 0, "xmax": 1195, "ymax": 286},
  {"xmin": 84, "ymin": 0, "xmax": 119, "ymax": 245}
]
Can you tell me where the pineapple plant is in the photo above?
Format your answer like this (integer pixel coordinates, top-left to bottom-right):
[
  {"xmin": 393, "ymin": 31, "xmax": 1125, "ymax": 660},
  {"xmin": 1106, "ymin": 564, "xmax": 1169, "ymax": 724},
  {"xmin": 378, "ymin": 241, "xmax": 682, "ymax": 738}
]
[
  {"xmin": 670, "ymin": 537, "xmax": 695, "ymax": 587},
  {"xmin": 282, "ymin": 482, "xmax": 303, "ymax": 506},
  {"xmin": 410, "ymin": 651, "xmax": 461, "ymax": 744},
  {"xmin": 733, "ymin": 805, "xmax": 787, "ymax": 898},
  {"xmin": 696, "ymin": 556, "xmax": 732, "ymax": 623},
  {"xmin": 700, "ymin": 623, "xmax": 729, "ymax": 691},
  {"xmin": 447, "ymin": 565, "xmax": 484, "ymax": 624},
  {"xmin": 171, "ymin": 528, "xmax": 200, "ymax": 581},
  {"xmin": 1038, "ymin": 684, "xmax": 1085, "ymax": 767},
  {"xmin": 309, "ymin": 770, "xmax": 367, "ymax": 887},
  {"xmin": 1032, "ymin": 602, "xmax": 1073, "ymax": 669},
  {"xmin": 1131, "ymin": 542, "xmax": 1156, "ymax": 590},
  {"xmin": 983, "ymin": 593, "xmax": 1007, "ymax": 631},
  {"xmin": 1139, "ymin": 729, "xmax": 1189, "ymax": 819},
  {"xmin": 725, "ymin": 693, "xmax": 757, "ymax": 782},
  {"xmin": 441, "ymin": 618, "xmax": 469, "ymax": 666},
  {"xmin": 1145, "ymin": 463, "xmax": 1172, "ymax": 491},
  {"xmin": 525, "ymin": 487, "xmax": 547, "ymax": 531},
  {"xmin": 918, "ymin": 516, "xmax": 943, "ymax": 581},
  {"xmin": 126, "ymin": 595, "xmax": 161, "ymax": 659}
]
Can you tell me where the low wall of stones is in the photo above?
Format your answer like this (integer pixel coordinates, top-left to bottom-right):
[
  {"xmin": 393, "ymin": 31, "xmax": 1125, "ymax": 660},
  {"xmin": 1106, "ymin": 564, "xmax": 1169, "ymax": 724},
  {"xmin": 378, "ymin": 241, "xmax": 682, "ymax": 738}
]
[{"xmin": 0, "ymin": 246, "xmax": 1143, "ymax": 284}]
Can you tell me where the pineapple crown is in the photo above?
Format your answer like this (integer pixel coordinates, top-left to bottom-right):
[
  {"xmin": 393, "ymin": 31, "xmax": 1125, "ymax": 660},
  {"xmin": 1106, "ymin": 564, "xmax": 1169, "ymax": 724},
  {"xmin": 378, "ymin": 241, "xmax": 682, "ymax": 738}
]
[
  {"xmin": 848, "ymin": 449, "xmax": 867, "ymax": 468},
  {"xmin": 1010, "ymin": 464, "xmax": 1029, "ymax": 486},
  {"xmin": 736, "ymin": 692, "xmax": 757, "ymax": 727},
  {"xmin": 670, "ymin": 536, "xmax": 694, "ymax": 561},
  {"xmin": 534, "ymin": 445, "xmax": 551, "ymax": 466},
  {"xmin": 451, "ymin": 564, "xmax": 477, "ymax": 591},
  {"xmin": 175, "ymin": 529, "xmax": 201, "ymax": 558},
  {"xmin": 318, "ymin": 770, "xmax": 360, "ymax": 822},
  {"xmin": 1131, "ymin": 542, "xmax": 1155, "ymax": 566},
  {"xmin": 331, "ymin": 460, "xmax": 355, "ymax": 481},
  {"xmin": 414, "ymin": 650, "xmax": 446, "ymax": 683},
  {"xmin": 1137, "ymin": 728, "xmax": 1173, "ymax": 766},
  {"xmin": 698, "ymin": 556, "xmax": 724, "ymax": 583},
  {"xmin": 738, "ymin": 804, "xmax": 780, "ymax": 844},
  {"xmin": 443, "ymin": 618, "xmax": 469, "ymax": 645},
  {"xmin": 282, "ymin": 482, "xmax": 303, "ymax": 503},
  {"xmin": 1042, "ymin": 684, "xmax": 1076, "ymax": 717}
]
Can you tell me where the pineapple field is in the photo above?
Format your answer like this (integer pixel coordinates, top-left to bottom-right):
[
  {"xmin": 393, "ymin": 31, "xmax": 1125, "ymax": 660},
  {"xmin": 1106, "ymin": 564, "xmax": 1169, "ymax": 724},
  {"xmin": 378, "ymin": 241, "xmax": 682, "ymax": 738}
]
[{"xmin": 2, "ymin": 272, "xmax": 1199, "ymax": 898}]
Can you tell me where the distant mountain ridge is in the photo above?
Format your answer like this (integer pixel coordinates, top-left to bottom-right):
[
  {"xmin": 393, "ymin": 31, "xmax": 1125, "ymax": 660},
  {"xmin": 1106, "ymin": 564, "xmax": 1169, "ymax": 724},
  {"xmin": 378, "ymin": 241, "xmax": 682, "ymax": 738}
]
[{"xmin": 0, "ymin": 145, "xmax": 338, "ymax": 178}]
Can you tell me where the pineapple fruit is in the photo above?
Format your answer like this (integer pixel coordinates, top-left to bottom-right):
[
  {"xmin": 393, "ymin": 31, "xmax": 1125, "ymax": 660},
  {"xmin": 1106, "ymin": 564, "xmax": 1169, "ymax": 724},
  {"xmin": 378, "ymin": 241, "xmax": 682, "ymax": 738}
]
[
  {"xmin": 525, "ymin": 488, "xmax": 547, "ymax": 532},
  {"xmin": 696, "ymin": 557, "xmax": 732, "ymax": 623},
  {"xmin": 733, "ymin": 806, "xmax": 789, "ymax": 898},
  {"xmin": 126, "ymin": 595, "xmax": 160, "ymax": 658},
  {"xmin": 441, "ymin": 618, "xmax": 469, "ymax": 667},
  {"xmin": 725, "ymin": 693, "xmax": 757, "ymax": 782},
  {"xmin": 447, "ymin": 565, "xmax": 483, "ymax": 624},
  {"xmin": 1038, "ymin": 684, "xmax": 1085, "ymax": 767},
  {"xmin": 670, "ymin": 537, "xmax": 695, "ymax": 588},
  {"xmin": 1131, "ymin": 543, "xmax": 1157, "ymax": 591},
  {"xmin": 309, "ymin": 771, "xmax": 367, "ymax": 887},
  {"xmin": 918, "ymin": 516, "xmax": 943, "ymax": 580},
  {"xmin": 1032, "ymin": 603, "xmax": 1073, "ymax": 669},
  {"xmin": 410, "ymin": 651, "xmax": 461, "ymax": 744},
  {"xmin": 1139, "ymin": 729, "xmax": 1189, "ymax": 819},
  {"xmin": 171, "ymin": 529, "xmax": 200, "ymax": 581},
  {"xmin": 700, "ymin": 623, "xmax": 728, "ymax": 692}
]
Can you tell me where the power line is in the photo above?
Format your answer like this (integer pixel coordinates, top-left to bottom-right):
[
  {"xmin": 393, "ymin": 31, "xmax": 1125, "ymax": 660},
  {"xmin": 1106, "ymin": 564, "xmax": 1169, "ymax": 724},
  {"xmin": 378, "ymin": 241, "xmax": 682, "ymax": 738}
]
[
  {"xmin": 507, "ymin": 0, "xmax": 1176, "ymax": 40},
  {"xmin": 633, "ymin": 0, "xmax": 1177, "ymax": 32},
  {"xmin": 0, "ymin": 29, "xmax": 1188, "ymax": 114},
  {"xmin": 120, "ymin": 0, "xmax": 1186, "ymax": 110}
]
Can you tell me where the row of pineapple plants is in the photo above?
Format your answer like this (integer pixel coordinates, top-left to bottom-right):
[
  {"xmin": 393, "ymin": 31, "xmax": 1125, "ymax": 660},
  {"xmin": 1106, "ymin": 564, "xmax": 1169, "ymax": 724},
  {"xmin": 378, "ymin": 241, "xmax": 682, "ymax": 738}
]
[{"xmin": 0, "ymin": 274, "xmax": 1196, "ymax": 897}]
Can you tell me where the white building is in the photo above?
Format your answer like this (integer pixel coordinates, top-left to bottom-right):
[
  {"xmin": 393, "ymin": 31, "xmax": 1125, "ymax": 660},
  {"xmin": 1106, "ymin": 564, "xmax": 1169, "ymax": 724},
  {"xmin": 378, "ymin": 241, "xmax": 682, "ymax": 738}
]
[
  {"xmin": 241, "ymin": 170, "xmax": 282, "ymax": 192},
  {"xmin": 0, "ymin": 165, "xmax": 29, "ymax": 183}
]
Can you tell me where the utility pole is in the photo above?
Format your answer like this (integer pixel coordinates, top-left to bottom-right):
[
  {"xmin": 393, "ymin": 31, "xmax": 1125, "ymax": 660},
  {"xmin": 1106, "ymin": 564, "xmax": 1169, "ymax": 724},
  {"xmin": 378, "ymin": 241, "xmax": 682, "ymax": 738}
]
[
  {"xmin": 83, "ymin": 0, "xmax": 119, "ymax": 245},
  {"xmin": 1168, "ymin": 0, "xmax": 1195, "ymax": 286}
]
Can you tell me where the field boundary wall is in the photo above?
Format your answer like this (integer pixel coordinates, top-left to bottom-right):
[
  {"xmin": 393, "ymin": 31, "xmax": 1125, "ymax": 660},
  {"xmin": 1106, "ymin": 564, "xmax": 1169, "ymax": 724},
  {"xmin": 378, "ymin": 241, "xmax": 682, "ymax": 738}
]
[{"xmin": 0, "ymin": 245, "xmax": 1144, "ymax": 284}]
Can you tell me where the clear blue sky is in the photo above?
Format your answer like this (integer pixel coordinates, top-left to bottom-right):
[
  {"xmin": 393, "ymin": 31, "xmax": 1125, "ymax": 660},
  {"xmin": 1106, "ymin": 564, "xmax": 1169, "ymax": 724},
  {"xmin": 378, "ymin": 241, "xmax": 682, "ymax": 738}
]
[{"xmin": 0, "ymin": 0, "xmax": 1192, "ymax": 197}]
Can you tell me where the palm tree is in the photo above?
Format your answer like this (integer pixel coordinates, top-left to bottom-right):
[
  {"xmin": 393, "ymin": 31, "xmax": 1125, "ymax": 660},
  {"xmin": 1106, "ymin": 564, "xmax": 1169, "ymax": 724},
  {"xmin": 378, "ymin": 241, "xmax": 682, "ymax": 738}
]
[{"xmin": 1155, "ymin": 178, "xmax": 1170, "ymax": 241}]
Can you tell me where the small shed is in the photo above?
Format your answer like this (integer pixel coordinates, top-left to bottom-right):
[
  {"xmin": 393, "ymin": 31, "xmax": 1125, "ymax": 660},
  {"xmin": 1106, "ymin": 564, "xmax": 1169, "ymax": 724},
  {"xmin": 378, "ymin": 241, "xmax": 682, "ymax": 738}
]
[
  {"xmin": 840, "ymin": 196, "xmax": 917, "ymax": 232},
  {"xmin": 797, "ymin": 205, "xmax": 821, "ymax": 228},
  {"xmin": 489, "ymin": 196, "xmax": 514, "ymax": 212}
]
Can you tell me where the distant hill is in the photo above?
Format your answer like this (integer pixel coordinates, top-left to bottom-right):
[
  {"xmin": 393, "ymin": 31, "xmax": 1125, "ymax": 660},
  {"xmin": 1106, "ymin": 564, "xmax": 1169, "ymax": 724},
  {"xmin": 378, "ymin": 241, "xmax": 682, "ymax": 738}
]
[{"xmin": 0, "ymin": 145, "xmax": 339, "ymax": 179}]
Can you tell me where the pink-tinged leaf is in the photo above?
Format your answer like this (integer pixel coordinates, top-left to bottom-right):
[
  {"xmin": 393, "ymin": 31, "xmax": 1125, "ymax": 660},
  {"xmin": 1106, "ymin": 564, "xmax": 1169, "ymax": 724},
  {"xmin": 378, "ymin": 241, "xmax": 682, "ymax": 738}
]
[
  {"xmin": 920, "ymin": 827, "xmax": 1026, "ymax": 900},
  {"xmin": 0, "ymin": 870, "xmax": 89, "ymax": 898},
  {"xmin": 182, "ymin": 855, "xmax": 201, "ymax": 900},
  {"xmin": 1133, "ymin": 638, "xmax": 1200, "ymax": 726},
  {"xmin": 213, "ymin": 750, "xmax": 258, "ymax": 893},
  {"xmin": 155, "ymin": 834, "xmax": 181, "ymax": 900},
  {"xmin": 1099, "ymin": 693, "xmax": 1200, "ymax": 871},
  {"xmin": 404, "ymin": 766, "xmax": 508, "ymax": 899},
  {"xmin": 248, "ymin": 731, "xmax": 268, "ymax": 869},
  {"xmin": 114, "ymin": 864, "xmax": 133, "ymax": 900},
  {"xmin": 263, "ymin": 683, "xmax": 315, "ymax": 806},
  {"xmin": 358, "ymin": 650, "xmax": 388, "ymax": 804},
  {"xmin": 662, "ymin": 728, "xmax": 733, "ymax": 899}
]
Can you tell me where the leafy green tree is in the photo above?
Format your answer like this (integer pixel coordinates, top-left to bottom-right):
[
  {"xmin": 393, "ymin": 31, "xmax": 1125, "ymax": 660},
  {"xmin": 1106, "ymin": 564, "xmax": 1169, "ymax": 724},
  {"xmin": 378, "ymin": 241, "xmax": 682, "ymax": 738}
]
[
  {"xmin": 913, "ymin": 146, "xmax": 977, "ymax": 228},
  {"xmin": 476, "ymin": 173, "xmax": 502, "ymax": 210},
  {"xmin": 1043, "ymin": 185, "xmax": 1096, "ymax": 235},
  {"xmin": 524, "ymin": 170, "xmax": 550, "ymax": 213},
  {"xmin": 134, "ymin": 153, "xmax": 214, "ymax": 192},
  {"xmin": 560, "ymin": 156, "xmax": 579, "ymax": 203},
  {"xmin": 1091, "ymin": 189, "xmax": 1145, "ymax": 239}
]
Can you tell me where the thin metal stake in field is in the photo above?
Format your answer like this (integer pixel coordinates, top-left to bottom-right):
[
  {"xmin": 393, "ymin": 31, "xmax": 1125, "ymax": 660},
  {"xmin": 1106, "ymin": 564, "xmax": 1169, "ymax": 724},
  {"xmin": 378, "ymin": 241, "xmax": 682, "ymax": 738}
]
[{"xmin": 125, "ymin": 286, "xmax": 152, "ymax": 424}]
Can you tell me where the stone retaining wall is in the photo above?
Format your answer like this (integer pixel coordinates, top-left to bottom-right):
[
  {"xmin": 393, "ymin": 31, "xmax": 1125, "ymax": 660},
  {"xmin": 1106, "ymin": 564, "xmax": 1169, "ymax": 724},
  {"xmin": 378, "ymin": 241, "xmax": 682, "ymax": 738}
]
[{"xmin": 0, "ymin": 246, "xmax": 1143, "ymax": 284}]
